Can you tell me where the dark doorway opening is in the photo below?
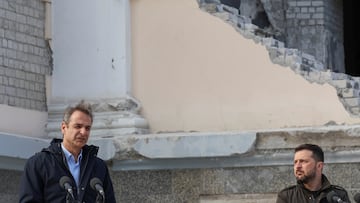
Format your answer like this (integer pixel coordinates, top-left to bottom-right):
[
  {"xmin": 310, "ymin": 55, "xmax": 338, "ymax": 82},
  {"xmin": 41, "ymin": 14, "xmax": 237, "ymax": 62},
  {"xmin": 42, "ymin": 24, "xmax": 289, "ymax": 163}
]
[
  {"xmin": 343, "ymin": 0, "xmax": 360, "ymax": 76},
  {"xmin": 220, "ymin": 0, "xmax": 240, "ymax": 10}
]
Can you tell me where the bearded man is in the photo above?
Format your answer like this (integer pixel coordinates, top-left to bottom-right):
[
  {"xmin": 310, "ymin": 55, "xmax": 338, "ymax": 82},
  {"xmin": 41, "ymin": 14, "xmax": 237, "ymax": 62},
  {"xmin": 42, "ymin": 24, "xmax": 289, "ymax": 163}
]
[{"xmin": 276, "ymin": 144, "xmax": 350, "ymax": 203}]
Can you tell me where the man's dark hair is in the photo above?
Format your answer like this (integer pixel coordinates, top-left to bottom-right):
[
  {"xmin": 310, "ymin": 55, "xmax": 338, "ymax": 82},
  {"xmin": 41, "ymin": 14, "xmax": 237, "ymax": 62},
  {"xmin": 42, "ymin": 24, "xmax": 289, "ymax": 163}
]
[
  {"xmin": 63, "ymin": 100, "xmax": 93, "ymax": 124},
  {"xmin": 295, "ymin": 144, "xmax": 324, "ymax": 162}
]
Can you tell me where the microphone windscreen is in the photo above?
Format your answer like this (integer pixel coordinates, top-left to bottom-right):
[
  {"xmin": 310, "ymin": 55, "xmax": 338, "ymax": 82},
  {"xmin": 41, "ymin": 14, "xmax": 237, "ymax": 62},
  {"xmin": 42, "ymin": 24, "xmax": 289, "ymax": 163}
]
[
  {"xmin": 326, "ymin": 190, "xmax": 338, "ymax": 202},
  {"xmin": 354, "ymin": 193, "xmax": 360, "ymax": 203},
  {"xmin": 90, "ymin": 177, "xmax": 103, "ymax": 190},
  {"xmin": 59, "ymin": 176, "xmax": 72, "ymax": 189}
]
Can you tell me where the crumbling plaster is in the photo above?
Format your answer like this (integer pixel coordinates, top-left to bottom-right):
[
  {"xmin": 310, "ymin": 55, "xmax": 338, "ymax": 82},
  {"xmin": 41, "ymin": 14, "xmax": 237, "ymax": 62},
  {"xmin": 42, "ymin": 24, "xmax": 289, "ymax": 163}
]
[
  {"xmin": 131, "ymin": 0, "xmax": 360, "ymax": 134},
  {"xmin": 2, "ymin": 0, "xmax": 360, "ymax": 174},
  {"xmin": 198, "ymin": 0, "xmax": 359, "ymax": 117},
  {"xmin": 108, "ymin": 124, "xmax": 360, "ymax": 170},
  {"xmin": 215, "ymin": 0, "xmax": 344, "ymax": 73},
  {"xmin": 4, "ymin": 124, "xmax": 360, "ymax": 171}
]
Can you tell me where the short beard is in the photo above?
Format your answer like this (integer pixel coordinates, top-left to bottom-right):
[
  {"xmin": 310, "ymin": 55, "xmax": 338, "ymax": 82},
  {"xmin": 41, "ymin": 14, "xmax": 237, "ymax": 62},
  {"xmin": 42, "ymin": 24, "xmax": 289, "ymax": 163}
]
[{"xmin": 296, "ymin": 169, "xmax": 316, "ymax": 184}]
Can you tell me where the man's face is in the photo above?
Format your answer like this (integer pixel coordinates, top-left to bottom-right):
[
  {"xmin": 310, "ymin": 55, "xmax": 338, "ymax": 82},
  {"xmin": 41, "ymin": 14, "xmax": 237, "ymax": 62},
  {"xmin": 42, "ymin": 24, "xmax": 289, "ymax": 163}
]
[
  {"xmin": 61, "ymin": 110, "xmax": 92, "ymax": 153},
  {"xmin": 293, "ymin": 149, "xmax": 322, "ymax": 183}
]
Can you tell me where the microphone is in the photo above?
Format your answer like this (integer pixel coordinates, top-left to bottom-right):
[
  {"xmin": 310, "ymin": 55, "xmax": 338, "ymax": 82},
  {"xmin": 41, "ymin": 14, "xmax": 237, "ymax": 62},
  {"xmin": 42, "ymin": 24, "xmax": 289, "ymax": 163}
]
[
  {"xmin": 90, "ymin": 177, "xmax": 105, "ymax": 197},
  {"xmin": 354, "ymin": 193, "xmax": 360, "ymax": 203},
  {"xmin": 59, "ymin": 176, "xmax": 75, "ymax": 200},
  {"xmin": 326, "ymin": 190, "xmax": 347, "ymax": 203}
]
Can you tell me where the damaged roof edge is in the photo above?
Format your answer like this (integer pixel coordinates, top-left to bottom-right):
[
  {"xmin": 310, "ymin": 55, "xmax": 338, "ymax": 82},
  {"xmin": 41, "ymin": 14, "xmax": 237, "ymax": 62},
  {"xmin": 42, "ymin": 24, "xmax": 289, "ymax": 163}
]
[
  {"xmin": 112, "ymin": 131, "xmax": 257, "ymax": 160},
  {"xmin": 0, "ymin": 131, "xmax": 257, "ymax": 171},
  {"xmin": 3, "ymin": 125, "xmax": 360, "ymax": 171}
]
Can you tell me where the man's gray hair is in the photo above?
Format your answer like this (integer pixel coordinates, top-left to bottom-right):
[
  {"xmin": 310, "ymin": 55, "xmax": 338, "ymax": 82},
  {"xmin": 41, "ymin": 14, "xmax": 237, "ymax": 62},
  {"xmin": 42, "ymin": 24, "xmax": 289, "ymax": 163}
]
[{"xmin": 63, "ymin": 100, "xmax": 93, "ymax": 124}]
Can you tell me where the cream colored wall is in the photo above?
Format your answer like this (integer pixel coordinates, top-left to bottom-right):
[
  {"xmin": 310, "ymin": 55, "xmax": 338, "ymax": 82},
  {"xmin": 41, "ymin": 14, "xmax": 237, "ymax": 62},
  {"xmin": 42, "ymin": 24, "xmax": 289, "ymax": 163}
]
[
  {"xmin": 131, "ymin": 0, "xmax": 360, "ymax": 133},
  {"xmin": 0, "ymin": 104, "xmax": 48, "ymax": 137}
]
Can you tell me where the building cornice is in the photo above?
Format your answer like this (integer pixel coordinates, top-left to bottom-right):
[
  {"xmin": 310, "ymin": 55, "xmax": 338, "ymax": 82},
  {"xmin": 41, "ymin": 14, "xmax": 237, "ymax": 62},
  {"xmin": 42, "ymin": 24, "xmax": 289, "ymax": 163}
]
[{"xmin": 2, "ymin": 124, "xmax": 360, "ymax": 171}]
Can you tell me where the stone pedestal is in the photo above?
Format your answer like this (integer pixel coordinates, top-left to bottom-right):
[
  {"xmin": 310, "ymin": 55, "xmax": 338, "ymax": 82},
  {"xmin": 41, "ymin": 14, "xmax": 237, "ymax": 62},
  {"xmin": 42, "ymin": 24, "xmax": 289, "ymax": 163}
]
[{"xmin": 46, "ymin": 98, "xmax": 149, "ymax": 138}]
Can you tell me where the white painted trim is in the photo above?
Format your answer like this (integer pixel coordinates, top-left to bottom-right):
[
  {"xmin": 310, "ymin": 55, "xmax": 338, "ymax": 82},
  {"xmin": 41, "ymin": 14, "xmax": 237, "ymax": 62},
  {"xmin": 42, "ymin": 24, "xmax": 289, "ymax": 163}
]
[
  {"xmin": 0, "ymin": 132, "xmax": 50, "ymax": 171},
  {"xmin": 0, "ymin": 132, "xmax": 50, "ymax": 159}
]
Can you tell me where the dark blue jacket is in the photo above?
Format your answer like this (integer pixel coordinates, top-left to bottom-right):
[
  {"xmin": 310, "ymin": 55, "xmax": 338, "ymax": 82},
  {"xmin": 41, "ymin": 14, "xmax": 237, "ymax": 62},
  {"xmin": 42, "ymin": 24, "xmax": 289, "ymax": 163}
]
[{"xmin": 19, "ymin": 138, "xmax": 116, "ymax": 203}]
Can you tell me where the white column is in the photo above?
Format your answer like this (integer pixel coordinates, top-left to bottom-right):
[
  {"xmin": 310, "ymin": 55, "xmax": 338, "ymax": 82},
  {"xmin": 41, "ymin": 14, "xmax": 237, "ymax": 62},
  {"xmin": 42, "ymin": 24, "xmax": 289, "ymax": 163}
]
[{"xmin": 47, "ymin": 0, "xmax": 148, "ymax": 138}]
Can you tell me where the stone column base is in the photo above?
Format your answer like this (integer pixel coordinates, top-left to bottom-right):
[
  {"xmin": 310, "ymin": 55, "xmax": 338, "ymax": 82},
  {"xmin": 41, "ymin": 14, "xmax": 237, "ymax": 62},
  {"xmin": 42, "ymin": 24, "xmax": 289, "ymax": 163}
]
[{"xmin": 46, "ymin": 97, "xmax": 149, "ymax": 138}]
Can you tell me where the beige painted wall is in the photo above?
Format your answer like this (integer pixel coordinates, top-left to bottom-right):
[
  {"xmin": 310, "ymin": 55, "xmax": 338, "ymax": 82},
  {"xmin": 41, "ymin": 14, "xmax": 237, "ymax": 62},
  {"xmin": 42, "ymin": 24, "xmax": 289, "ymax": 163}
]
[
  {"xmin": 131, "ymin": 0, "xmax": 360, "ymax": 133},
  {"xmin": 0, "ymin": 104, "xmax": 48, "ymax": 137}
]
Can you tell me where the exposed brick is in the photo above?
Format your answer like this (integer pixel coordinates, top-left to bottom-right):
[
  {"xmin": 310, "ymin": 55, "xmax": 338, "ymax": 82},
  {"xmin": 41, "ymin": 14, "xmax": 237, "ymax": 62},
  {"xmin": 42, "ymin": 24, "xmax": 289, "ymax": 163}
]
[
  {"xmin": 312, "ymin": 1, "xmax": 324, "ymax": 7},
  {"xmin": 0, "ymin": 0, "xmax": 50, "ymax": 111},
  {"xmin": 344, "ymin": 97, "xmax": 360, "ymax": 107},
  {"xmin": 312, "ymin": 13, "xmax": 324, "ymax": 19},
  {"xmin": 297, "ymin": 2, "xmax": 311, "ymax": 7},
  {"xmin": 5, "ymin": 86, "xmax": 16, "ymax": 96}
]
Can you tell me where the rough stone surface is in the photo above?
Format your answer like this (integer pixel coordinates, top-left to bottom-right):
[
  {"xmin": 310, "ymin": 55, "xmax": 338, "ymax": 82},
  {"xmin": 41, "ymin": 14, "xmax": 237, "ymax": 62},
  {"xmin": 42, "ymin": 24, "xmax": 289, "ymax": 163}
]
[
  {"xmin": 4, "ymin": 155, "xmax": 360, "ymax": 203},
  {"xmin": 0, "ymin": 169, "xmax": 22, "ymax": 202}
]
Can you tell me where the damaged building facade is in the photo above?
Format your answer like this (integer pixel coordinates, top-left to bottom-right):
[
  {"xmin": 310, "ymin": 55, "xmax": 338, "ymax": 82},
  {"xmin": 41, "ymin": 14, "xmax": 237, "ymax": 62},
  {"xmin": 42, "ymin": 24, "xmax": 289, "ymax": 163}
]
[
  {"xmin": 1, "ymin": 0, "xmax": 360, "ymax": 202},
  {"xmin": 217, "ymin": 0, "xmax": 357, "ymax": 76}
]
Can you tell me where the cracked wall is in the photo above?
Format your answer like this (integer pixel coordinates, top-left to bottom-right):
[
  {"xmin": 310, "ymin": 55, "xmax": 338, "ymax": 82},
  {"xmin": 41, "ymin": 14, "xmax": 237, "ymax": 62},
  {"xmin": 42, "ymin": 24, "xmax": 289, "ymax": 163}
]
[
  {"xmin": 131, "ymin": 0, "xmax": 360, "ymax": 133},
  {"xmin": 198, "ymin": 0, "xmax": 360, "ymax": 118}
]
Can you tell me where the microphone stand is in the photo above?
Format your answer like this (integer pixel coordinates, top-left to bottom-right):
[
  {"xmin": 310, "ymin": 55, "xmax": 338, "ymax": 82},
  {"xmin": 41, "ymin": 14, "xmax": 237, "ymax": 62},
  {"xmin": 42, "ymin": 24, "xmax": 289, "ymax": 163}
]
[
  {"xmin": 95, "ymin": 193, "xmax": 105, "ymax": 203},
  {"xmin": 65, "ymin": 190, "xmax": 77, "ymax": 203},
  {"xmin": 65, "ymin": 193, "xmax": 74, "ymax": 203}
]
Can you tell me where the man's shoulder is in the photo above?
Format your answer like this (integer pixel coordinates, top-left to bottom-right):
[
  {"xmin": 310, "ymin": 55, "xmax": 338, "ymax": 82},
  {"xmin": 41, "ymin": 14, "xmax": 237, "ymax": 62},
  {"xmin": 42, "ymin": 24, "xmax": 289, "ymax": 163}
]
[
  {"xmin": 277, "ymin": 185, "xmax": 298, "ymax": 202},
  {"xmin": 92, "ymin": 156, "xmax": 108, "ymax": 167},
  {"xmin": 279, "ymin": 185, "xmax": 297, "ymax": 193},
  {"xmin": 27, "ymin": 144, "xmax": 59, "ymax": 162},
  {"xmin": 27, "ymin": 150, "xmax": 50, "ymax": 162},
  {"xmin": 328, "ymin": 184, "xmax": 350, "ymax": 202},
  {"xmin": 330, "ymin": 184, "xmax": 348, "ymax": 192}
]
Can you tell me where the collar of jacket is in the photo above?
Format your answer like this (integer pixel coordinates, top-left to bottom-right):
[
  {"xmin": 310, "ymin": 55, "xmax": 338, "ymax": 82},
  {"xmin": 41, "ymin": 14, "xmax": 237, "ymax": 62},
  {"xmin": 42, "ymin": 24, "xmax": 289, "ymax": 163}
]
[
  {"xmin": 297, "ymin": 174, "xmax": 332, "ymax": 192},
  {"xmin": 42, "ymin": 138, "xmax": 99, "ymax": 157}
]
